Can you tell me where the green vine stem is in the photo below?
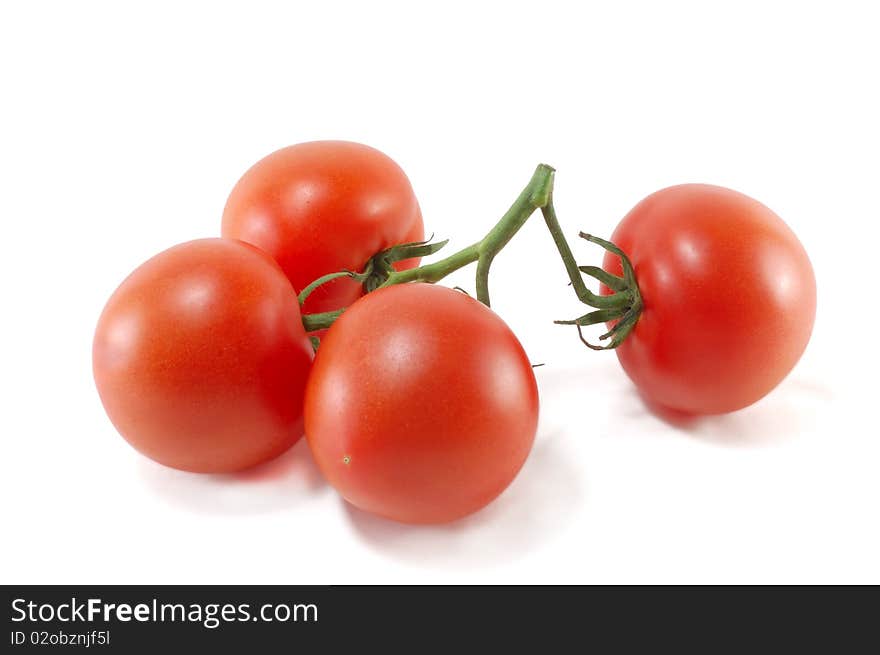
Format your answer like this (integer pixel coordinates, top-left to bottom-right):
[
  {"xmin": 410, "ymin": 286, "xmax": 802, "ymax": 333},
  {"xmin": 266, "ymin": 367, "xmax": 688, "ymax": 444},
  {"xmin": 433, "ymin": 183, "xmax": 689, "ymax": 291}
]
[
  {"xmin": 300, "ymin": 163, "xmax": 556, "ymax": 331},
  {"xmin": 376, "ymin": 163, "xmax": 555, "ymax": 304},
  {"xmin": 301, "ymin": 308, "xmax": 345, "ymax": 333},
  {"xmin": 298, "ymin": 163, "xmax": 644, "ymax": 350},
  {"xmin": 553, "ymin": 232, "xmax": 643, "ymax": 350}
]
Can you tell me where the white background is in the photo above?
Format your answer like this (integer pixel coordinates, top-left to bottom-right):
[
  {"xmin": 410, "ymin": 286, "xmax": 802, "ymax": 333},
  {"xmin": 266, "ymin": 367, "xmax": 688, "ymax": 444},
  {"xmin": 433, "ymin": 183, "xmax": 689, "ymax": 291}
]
[{"xmin": 1, "ymin": 1, "xmax": 877, "ymax": 584}]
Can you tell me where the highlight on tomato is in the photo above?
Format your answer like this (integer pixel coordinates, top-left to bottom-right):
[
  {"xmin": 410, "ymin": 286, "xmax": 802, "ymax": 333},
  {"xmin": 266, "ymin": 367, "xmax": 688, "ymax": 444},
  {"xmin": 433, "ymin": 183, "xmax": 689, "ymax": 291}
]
[
  {"xmin": 221, "ymin": 140, "xmax": 425, "ymax": 316},
  {"xmin": 92, "ymin": 238, "xmax": 315, "ymax": 473},
  {"xmin": 304, "ymin": 283, "xmax": 539, "ymax": 524}
]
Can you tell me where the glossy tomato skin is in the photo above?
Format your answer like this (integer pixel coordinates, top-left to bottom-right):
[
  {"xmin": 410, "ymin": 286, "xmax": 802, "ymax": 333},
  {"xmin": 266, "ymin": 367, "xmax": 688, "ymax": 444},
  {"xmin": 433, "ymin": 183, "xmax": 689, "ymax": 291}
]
[
  {"xmin": 93, "ymin": 239, "xmax": 314, "ymax": 473},
  {"xmin": 221, "ymin": 141, "xmax": 424, "ymax": 315},
  {"xmin": 602, "ymin": 184, "xmax": 816, "ymax": 415},
  {"xmin": 305, "ymin": 284, "xmax": 538, "ymax": 524}
]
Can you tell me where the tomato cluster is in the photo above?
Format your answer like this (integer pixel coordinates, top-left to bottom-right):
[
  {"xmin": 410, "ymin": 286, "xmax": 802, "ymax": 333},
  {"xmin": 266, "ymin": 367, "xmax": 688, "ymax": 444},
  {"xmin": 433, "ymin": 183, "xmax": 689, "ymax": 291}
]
[{"xmin": 93, "ymin": 141, "xmax": 816, "ymax": 524}]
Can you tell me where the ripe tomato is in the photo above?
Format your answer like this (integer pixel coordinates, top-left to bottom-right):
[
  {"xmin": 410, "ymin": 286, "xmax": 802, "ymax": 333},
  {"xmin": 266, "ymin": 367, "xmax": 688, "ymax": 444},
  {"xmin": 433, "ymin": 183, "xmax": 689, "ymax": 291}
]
[
  {"xmin": 601, "ymin": 184, "xmax": 816, "ymax": 415},
  {"xmin": 93, "ymin": 239, "xmax": 314, "ymax": 473},
  {"xmin": 305, "ymin": 283, "xmax": 538, "ymax": 524},
  {"xmin": 221, "ymin": 141, "xmax": 424, "ymax": 315}
]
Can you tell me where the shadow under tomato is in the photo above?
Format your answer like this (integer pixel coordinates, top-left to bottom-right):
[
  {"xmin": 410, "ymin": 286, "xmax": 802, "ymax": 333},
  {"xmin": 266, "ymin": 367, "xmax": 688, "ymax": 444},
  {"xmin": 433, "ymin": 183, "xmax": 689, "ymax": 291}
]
[
  {"xmin": 634, "ymin": 395, "xmax": 701, "ymax": 429},
  {"xmin": 138, "ymin": 438, "xmax": 328, "ymax": 515},
  {"xmin": 529, "ymin": 355, "xmax": 830, "ymax": 449},
  {"xmin": 342, "ymin": 431, "xmax": 583, "ymax": 569},
  {"xmin": 623, "ymin": 380, "xmax": 830, "ymax": 448}
]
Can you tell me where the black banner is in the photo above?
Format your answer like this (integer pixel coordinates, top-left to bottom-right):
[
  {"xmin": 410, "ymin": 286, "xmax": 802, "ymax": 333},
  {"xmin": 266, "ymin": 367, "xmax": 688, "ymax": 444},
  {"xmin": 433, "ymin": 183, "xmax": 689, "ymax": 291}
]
[{"xmin": 1, "ymin": 585, "xmax": 875, "ymax": 651}]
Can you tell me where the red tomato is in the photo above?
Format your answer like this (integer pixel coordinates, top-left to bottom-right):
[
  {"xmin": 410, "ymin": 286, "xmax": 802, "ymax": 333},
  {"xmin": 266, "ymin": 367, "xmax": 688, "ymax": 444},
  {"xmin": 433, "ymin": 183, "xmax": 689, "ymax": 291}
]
[
  {"xmin": 305, "ymin": 283, "xmax": 538, "ymax": 524},
  {"xmin": 221, "ymin": 141, "xmax": 424, "ymax": 315},
  {"xmin": 601, "ymin": 184, "xmax": 816, "ymax": 415},
  {"xmin": 93, "ymin": 239, "xmax": 314, "ymax": 473}
]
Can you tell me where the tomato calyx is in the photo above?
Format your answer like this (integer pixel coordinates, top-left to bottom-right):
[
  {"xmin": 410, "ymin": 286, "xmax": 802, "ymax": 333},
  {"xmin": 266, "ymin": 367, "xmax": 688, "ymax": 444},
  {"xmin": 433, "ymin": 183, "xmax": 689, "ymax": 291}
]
[
  {"xmin": 362, "ymin": 236, "xmax": 450, "ymax": 292},
  {"xmin": 553, "ymin": 233, "xmax": 643, "ymax": 350},
  {"xmin": 296, "ymin": 237, "xmax": 449, "ymax": 308},
  {"xmin": 297, "ymin": 237, "xmax": 450, "ymax": 336},
  {"xmin": 536, "ymin": 195, "xmax": 644, "ymax": 349}
]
